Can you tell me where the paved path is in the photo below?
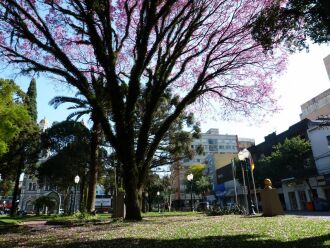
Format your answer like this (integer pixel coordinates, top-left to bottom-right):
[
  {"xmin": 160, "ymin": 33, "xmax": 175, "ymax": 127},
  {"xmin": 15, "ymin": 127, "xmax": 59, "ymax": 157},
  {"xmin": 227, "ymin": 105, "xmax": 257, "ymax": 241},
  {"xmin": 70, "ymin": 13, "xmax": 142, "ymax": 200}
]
[
  {"xmin": 285, "ymin": 211, "xmax": 330, "ymax": 220},
  {"xmin": 20, "ymin": 220, "xmax": 52, "ymax": 231}
]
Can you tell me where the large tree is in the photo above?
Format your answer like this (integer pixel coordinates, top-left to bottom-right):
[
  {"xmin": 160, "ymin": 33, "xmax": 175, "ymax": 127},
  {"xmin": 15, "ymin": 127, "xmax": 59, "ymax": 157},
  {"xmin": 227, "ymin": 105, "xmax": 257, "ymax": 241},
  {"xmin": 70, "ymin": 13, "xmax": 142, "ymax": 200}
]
[
  {"xmin": 0, "ymin": 79, "xmax": 29, "ymax": 199},
  {"xmin": 0, "ymin": 1, "xmax": 286, "ymax": 220},
  {"xmin": 0, "ymin": 79, "xmax": 29, "ymax": 156},
  {"xmin": 0, "ymin": 78, "xmax": 40, "ymax": 216}
]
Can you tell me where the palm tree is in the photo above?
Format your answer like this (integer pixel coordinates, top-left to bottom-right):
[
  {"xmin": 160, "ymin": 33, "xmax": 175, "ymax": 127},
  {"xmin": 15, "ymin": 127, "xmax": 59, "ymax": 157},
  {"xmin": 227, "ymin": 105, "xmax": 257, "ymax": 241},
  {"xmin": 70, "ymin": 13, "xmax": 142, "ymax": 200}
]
[{"xmin": 49, "ymin": 94, "xmax": 101, "ymax": 213}]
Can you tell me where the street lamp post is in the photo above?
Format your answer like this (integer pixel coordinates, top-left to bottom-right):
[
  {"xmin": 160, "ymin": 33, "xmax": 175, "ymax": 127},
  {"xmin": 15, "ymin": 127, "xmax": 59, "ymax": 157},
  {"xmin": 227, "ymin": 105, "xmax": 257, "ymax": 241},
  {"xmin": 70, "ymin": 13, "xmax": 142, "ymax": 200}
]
[
  {"xmin": 187, "ymin": 173, "xmax": 194, "ymax": 212},
  {"xmin": 145, "ymin": 192, "xmax": 148, "ymax": 212},
  {"xmin": 238, "ymin": 150, "xmax": 255, "ymax": 215},
  {"xmin": 73, "ymin": 175, "xmax": 80, "ymax": 213},
  {"xmin": 157, "ymin": 191, "xmax": 160, "ymax": 213}
]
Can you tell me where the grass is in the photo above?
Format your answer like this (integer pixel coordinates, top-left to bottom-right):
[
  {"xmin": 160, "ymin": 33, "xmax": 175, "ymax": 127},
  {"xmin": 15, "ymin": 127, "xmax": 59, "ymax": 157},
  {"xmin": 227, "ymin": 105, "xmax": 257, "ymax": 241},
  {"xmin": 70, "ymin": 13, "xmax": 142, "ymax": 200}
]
[
  {"xmin": 0, "ymin": 212, "xmax": 329, "ymax": 247},
  {"xmin": 0, "ymin": 213, "xmax": 52, "ymax": 226}
]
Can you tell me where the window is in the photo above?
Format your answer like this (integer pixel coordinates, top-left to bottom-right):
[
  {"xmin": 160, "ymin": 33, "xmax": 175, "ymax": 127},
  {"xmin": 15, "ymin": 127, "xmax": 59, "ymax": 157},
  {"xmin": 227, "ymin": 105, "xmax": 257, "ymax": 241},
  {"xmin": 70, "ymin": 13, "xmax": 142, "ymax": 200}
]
[
  {"xmin": 28, "ymin": 183, "xmax": 32, "ymax": 191},
  {"xmin": 32, "ymin": 183, "xmax": 36, "ymax": 191},
  {"xmin": 209, "ymin": 144, "xmax": 218, "ymax": 151},
  {"xmin": 191, "ymin": 145, "xmax": 194, "ymax": 148},
  {"xmin": 219, "ymin": 145, "xmax": 224, "ymax": 149},
  {"xmin": 225, "ymin": 145, "xmax": 231, "ymax": 149},
  {"xmin": 208, "ymin": 139, "xmax": 218, "ymax": 145},
  {"xmin": 197, "ymin": 159, "xmax": 200, "ymax": 162}
]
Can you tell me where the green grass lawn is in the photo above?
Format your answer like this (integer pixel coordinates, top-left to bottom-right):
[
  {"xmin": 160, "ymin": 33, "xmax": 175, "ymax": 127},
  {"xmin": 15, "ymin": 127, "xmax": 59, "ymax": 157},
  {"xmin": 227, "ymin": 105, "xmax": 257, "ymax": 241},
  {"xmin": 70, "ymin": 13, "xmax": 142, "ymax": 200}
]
[
  {"xmin": 0, "ymin": 212, "xmax": 329, "ymax": 247},
  {"xmin": 0, "ymin": 213, "xmax": 53, "ymax": 226}
]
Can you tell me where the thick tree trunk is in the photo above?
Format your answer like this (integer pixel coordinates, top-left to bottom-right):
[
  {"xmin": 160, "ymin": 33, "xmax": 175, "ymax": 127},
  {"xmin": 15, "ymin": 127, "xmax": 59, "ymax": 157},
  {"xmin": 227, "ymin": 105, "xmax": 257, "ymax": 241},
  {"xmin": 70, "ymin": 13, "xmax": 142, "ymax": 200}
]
[
  {"xmin": 124, "ymin": 172, "xmax": 142, "ymax": 220},
  {"xmin": 86, "ymin": 120, "xmax": 101, "ymax": 213},
  {"xmin": 10, "ymin": 156, "xmax": 24, "ymax": 216}
]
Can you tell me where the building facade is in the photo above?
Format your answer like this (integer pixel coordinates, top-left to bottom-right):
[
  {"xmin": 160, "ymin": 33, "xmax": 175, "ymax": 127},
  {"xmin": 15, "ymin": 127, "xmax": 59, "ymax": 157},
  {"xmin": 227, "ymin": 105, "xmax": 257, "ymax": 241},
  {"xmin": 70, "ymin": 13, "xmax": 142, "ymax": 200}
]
[
  {"xmin": 248, "ymin": 118, "xmax": 330, "ymax": 211},
  {"xmin": 19, "ymin": 174, "xmax": 66, "ymax": 214},
  {"xmin": 307, "ymin": 120, "xmax": 330, "ymax": 202},
  {"xmin": 300, "ymin": 88, "xmax": 330, "ymax": 120},
  {"xmin": 238, "ymin": 138, "xmax": 255, "ymax": 151},
  {"xmin": 324, "ymin": 54, "xmax": 330, "ymax": 81},
  {"xmin": 171, "ymin": 128, "xmax": 238, "ymax": 208}
]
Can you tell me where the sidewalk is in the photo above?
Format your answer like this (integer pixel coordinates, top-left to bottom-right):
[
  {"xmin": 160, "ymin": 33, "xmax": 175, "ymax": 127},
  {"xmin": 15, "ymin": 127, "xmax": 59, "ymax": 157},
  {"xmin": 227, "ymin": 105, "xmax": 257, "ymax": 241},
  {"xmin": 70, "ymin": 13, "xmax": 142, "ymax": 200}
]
[{"xmin": 285, "ymin": 210, "xmax": 330, "ymax": 220}]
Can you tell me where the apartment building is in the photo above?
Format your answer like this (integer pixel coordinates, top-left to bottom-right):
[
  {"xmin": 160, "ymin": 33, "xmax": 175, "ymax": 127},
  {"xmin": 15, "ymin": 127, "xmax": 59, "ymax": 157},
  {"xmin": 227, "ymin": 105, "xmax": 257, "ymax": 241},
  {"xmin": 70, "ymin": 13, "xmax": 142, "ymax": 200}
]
[
  {"xmin": 170, "ymin": 128, "xmax": 238, "ymax": 208},
  {"xmin": 324, "ymin": 54, "xmax": 330, "ymax": 81},
  {"xmin": 300, "ymin": 88, "xmax": 330, "ymax": 120}
]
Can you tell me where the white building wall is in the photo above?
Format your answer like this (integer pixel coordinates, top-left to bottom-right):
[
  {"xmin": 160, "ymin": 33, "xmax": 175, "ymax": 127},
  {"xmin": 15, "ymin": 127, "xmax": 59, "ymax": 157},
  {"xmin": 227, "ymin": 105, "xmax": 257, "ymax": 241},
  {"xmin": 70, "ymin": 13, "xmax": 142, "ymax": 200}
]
[
  {"xmin": 300, "ymin": 89, "xmax": 330, "ymax": 120},
  {"xmin": 184, "ymin": 129, "xmax": 238, "ymax": 166},
  {"xmin": 307, "ymin": 125, "xmax": 330, "ymax": 175},
  {"xmin": 178, "ymin": 129, "xmax": 238, "ymax": 193},
  {"xmin": 324, "ymin": 54, "xmax": 330, "ymax": 81}
]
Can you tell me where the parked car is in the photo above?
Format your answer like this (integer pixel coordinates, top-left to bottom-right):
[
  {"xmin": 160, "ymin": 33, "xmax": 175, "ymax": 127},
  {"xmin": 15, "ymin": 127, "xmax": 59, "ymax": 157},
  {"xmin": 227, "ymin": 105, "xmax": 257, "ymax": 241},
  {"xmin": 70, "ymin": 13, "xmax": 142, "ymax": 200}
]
[{"xmin": 196, "ymin": 202, "xmax": 210, "ymax": 212}]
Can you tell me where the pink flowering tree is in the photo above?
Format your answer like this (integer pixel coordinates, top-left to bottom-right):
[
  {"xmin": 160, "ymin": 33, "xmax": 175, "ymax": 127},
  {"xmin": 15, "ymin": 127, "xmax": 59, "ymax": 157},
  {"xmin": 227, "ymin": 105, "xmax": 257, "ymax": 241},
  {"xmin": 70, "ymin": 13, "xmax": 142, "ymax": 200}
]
[{"xmin": 0, "ymin": 0, "xmax": 286, "ymax": 220}]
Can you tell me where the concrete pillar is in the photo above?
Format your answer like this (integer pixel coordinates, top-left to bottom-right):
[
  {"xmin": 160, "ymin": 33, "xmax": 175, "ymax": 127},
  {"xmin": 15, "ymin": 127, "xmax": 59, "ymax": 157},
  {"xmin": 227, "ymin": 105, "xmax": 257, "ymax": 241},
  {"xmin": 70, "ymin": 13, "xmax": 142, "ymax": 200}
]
[
  {"xmin": 282, "ymin": 184, "xmax": 291, "ymax": 210},
  {"xmin": 295, "ymin": 191, "xmax": 302, "ymax": 210},
  {"xmin": 317, "ymin": 187, "xmax": 326, "ymax": 199}
]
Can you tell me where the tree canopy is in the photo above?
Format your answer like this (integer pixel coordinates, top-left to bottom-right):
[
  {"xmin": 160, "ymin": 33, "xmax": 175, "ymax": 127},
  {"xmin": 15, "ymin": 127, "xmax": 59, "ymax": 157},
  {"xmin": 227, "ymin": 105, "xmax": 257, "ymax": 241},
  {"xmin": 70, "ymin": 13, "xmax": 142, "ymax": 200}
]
[
  {"xmin": 252, "ymin": 0, "xmax": 330, "ymax": 52},
  {"xmin": 186, "ymin": 163, "xmax": 211, "ymax": 196},
  {"xmin": 254, "ymin": 136, "xmax": 317, "ymax": 186},
  {"xmin": 0, "ymin": 79, "xmax": 29, "ymax": 156},
  {"xmin": 39, "ymin": 120, "xmax": 91, "ymax": 190},
  {"xmin": 0, "ymin": 78, "xmax": 40, "ymax": 215},
  {"xmin": 0, "ymin": 0, "xmax": 288, "ymax": 220}
]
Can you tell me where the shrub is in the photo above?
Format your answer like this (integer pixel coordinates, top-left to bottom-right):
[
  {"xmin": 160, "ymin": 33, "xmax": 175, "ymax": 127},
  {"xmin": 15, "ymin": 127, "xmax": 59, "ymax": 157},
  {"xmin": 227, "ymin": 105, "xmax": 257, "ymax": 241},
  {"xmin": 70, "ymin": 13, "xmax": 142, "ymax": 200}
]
[{"xmin": 206, "ymin": 205, "xmax": 246, "ymax": 216}]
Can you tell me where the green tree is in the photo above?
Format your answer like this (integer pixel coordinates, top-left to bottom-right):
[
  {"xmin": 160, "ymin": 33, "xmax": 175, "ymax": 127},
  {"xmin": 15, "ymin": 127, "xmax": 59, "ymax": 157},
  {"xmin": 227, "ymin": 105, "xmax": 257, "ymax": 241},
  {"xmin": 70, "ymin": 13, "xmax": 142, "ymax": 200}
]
[
  {"xmin": 0, "ymin": 1, "xmax": 288, "ymax": 220},
  {"xmin": 25, "ymin": 79, "xmax": 38, "ymax": 122},
  {"xmin": 0, "ymin": 79, "xmax": 29, "ymax": 156},
  {"xmin": 49, "ymin": 94, "xmax": 103, "ymax": 213},
  {"xmin": 0, "ymin": 78, "xmax": 40, "ymax": 216},
  {"xmin": 254, "ymin": 136, "xmax": 316, "ymax": 186},
  {"xmin": 144, "ymin": 173, "xmax": 172, "ymax": 211},
  {"xmin": 39, "ymin": 121, "xmax": 91, "ymax": 212},
  {"xmin": 186, "ymin": 164, "xmax": 211, "ymax": 198},
  {"xmin": 252, "ymin": 0, "xmax": 330, "ymax": 52}
]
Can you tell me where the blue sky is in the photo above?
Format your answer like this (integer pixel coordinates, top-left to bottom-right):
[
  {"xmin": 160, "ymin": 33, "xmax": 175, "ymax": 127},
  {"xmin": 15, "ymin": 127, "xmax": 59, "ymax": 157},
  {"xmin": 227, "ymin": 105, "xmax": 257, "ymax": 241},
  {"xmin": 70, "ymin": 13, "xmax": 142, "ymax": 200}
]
[{"xmin": 1, "ymin": 43, "xmax": 329, "ymax": 145}]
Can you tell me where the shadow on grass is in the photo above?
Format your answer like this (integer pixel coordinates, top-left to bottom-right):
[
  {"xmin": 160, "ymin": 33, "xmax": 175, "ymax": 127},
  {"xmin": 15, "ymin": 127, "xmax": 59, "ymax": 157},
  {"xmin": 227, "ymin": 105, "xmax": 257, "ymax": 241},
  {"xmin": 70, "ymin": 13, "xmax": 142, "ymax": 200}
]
[
  {"xmin": 1, "ymin": 233, "xmax": 329, "ymax": 248},
  {"xmin": 0, "ymin": 225, "xmax": 28, "ymax": 234}
]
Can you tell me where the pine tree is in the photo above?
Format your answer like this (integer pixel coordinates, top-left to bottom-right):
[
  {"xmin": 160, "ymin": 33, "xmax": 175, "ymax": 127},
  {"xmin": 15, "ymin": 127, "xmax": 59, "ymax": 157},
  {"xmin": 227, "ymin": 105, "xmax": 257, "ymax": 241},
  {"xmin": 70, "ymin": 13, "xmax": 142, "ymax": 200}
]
[{"xmin": 25, "ymin": 78, "xmax": 37, "ymax": 122}]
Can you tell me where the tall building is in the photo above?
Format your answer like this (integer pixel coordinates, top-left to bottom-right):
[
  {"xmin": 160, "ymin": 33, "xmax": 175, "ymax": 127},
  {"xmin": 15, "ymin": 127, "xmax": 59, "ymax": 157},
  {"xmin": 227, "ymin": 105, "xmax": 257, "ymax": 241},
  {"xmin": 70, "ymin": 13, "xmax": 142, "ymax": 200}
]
[
  {"xmin": 323, "ymin": 54, "xmax": 330, "ymax": 81},
  {"xmin": 186, "ymin": 128, "xmax": 238, "ymax": 166},
  {"xmin": 171, "ymin": 128, "xmax": 238, "ymax": 208},
  {"xmin": 300, "ymin": 88, "xmax": 330, "ymax": 120},
  {"xmin": 300, "ymin": 55, "xmax": 330, "ymax": 120}
]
